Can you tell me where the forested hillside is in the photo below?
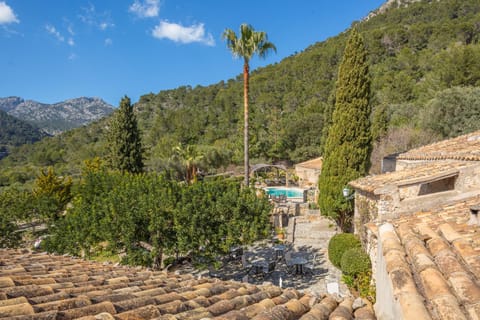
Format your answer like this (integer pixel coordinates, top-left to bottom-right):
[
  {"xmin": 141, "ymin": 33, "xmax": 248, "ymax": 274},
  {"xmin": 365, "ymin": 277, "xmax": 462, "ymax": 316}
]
[
  {"xmin": 2, "ymin": 0, "xmax": 480, "ymax": 186},
  {"xmin": 0, "ymin": 110, "xmax": 47, "ymax": 161}
]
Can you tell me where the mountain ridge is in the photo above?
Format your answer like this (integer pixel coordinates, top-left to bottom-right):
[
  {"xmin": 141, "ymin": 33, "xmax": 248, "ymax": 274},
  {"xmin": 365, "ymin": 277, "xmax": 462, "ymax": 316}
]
[{"xmin": 0, "ymin": 96, "xmax": 114, "ymax": 135}]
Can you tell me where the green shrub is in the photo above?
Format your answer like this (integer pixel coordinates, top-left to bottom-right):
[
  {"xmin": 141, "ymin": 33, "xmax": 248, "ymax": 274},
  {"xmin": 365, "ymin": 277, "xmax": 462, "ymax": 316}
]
[
  {"xmin": 356, "ymin": 271, "xmax": 376, "ymax": 304},
  {"xmin": 328, "ymin": 233, "xmax": 361, "ymax": 268},
  {"xmin": 340, "ymin": 247, "xmax": 371, "ymax": 276}
]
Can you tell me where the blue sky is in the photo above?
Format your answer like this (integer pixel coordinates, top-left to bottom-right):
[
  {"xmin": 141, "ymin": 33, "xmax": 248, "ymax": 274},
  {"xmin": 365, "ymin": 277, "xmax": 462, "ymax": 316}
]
[{"xmin": 0, "ymin": 1, "xmax": 385, "ymax": 106}]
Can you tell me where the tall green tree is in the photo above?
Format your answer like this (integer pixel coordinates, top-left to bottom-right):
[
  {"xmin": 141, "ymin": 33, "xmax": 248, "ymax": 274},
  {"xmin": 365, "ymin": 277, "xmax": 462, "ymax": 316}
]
[
  {"xmin": 32, "ymin": 167, "xmax": 73, "ymax": 223},
  {"xmin": 223, "ymin": 24, "xmax": 276, "ymax": 186},
  {"xmin": 319, "ymin": 28, "xmax": 372, "ymax": 231},
  {"xmin": 106, "ymin": 96, "xmax": 144, "ymax": 174}
]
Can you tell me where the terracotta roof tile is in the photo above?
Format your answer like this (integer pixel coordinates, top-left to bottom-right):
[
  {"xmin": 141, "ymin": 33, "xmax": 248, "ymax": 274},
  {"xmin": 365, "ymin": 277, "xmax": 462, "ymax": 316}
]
[
  {"xmin": 295, "ymin": 157, "xmax": 323, "ymax": 170},
  {"xmin": 350, "ymin": 162, "xmax": 473, "ymax": 193},
  {"xmin": 378, "ymin": 195, "xmax": 480, "ymax": 319},
  {"xmin": 0, "ymin": 249, "xmax": 367, "ymax": 320},
  {"xmin": 397, "ymin": 130, "xmax": 480, "ymax": 161}
]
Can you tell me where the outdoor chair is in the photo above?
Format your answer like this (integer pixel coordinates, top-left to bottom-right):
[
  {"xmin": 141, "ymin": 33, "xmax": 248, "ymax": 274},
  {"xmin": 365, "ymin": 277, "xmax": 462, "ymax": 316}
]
[
  {"xmin": 284, "ymin": 251, "xmax": 295, "ymax": 274},
  {"xmin": 304, "ymin": 254, "xmax": 317, "ymax": 275},
  {"xmin": 208, "ymin": 267, "xmax": 226, "ymax": 280},
  {"xmin": 262, "ymin": 260, "xmax": 276, "ymax": 278},
  {"xmin": 241, "ymin": 254, "xmax": 253, "ymax": 274}
]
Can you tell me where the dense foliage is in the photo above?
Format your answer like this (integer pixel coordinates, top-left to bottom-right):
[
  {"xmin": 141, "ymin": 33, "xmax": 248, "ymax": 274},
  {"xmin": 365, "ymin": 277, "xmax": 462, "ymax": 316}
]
[
  {"xmin": 106, "ymin": 96, "xmax": 144, "ymax": 173},
  {"xmin": 327, "ymin": 233, "xmax": 361, "ymax": 268},
  {"xmin": 2, "ymin": 0, "xmax": 480, "ymax": 186},
  {"xmin": 42, "ymin": 169, "xmax": 272, "ymax": 268},
  {"xmin": 0, "ymin": 187, "xmax": 25, "ymax": 248},
  {"xmin": 0, "ymin": 109, "xmax": 46, "ymax": 152},
  {"xmin": 0, "ymin": 167, "xmax": 72, "ymax": 248},
  {"xmin": 420, "ymin": 86, "xmax": 480, "ymax": 138},
  {"xmin": 319, "ymin": 29, "xmax": 372, "ymax": 231},
  {"xmin": 340, "ymin": 246, "xmax": 374, "ymax": 303},
  {"xmin": 340, "ymin": 247, "xmax": 371, "ymax": 276}
]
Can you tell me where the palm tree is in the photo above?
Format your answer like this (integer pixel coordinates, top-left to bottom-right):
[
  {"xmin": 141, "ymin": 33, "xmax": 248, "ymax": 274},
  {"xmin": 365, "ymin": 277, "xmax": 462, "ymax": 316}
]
[
  {"xmin": 223, "ymin": 24, "xmax": 276, "ymax": 186},
  {"xmin": 172, "ymin": 143, "xmax": 203, "ymax": 184}
]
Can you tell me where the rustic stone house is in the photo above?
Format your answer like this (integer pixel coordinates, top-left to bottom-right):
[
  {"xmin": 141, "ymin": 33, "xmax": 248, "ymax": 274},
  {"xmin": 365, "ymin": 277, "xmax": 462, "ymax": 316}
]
[
  {"xmin": 349, "ymin": 130, "xmax": 480, "ymax": 319},
  {"xmin": 294, "ymin": 157, "xmax": 323, "ymax": 188}
]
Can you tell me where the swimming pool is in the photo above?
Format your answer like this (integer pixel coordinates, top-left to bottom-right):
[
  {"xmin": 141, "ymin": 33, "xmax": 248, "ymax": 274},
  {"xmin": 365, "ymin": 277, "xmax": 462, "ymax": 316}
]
[{"xmin": 264, "ymin": 187, "xmax": 306, "ymax": 202}]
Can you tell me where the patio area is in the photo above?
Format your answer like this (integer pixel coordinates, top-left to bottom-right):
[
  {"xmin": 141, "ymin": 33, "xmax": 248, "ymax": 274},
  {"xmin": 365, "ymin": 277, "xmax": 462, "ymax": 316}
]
[{"xmin": 173, "ymin": 214, "xmax": 347, "ymax": 297}]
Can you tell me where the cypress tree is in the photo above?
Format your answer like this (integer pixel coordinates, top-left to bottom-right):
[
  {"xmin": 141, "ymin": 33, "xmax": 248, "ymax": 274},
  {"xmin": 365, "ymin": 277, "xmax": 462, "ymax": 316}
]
[
  {"xmin": 106, "ymin": 96, "xmax": 144, "ymax": 174},
  {"xmin": 318, "ymin": 28, "xmax": 372, "ymax": 231}
]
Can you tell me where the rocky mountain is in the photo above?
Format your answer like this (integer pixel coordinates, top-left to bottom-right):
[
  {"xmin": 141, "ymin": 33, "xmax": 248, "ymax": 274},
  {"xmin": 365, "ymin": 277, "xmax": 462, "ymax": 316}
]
[
  {"xmin": 0, "ymin": 97, "xmax": 114, "ymax": 135},
  {"xmin": 365, "ymin": 0, "xmax": 426, "ymax": 20}
]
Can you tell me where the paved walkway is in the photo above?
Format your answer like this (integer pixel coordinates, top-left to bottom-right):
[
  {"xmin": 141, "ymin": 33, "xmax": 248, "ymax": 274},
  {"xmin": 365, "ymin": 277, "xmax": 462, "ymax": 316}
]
[
  {"xmin": 174, "ymin": 213, "xmax": 350, "ymax": 298},
  {"xmin": 290, "ymin": 214, "xmax": 348, "ymax": 296}
]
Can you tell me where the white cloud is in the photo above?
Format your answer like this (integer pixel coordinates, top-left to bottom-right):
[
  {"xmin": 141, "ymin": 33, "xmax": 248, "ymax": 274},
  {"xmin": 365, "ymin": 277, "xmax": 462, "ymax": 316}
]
[
  {"xmin": 0, "ymin": 1, "xmax": 19, "ymax": 24},
  {"xmin": 79, "ymin": 4, "xmax": 114, "ymax": 30},
  {"xmin": 67, "ymin": 25, "xmax": 75, "ymax": 36},
  {"xmin": 67, "ymin": 38, "xmax": 75, "ymax": 46},
  {"xmin": 99, "ymin": 22, "xmax": 112, "ymax": 30},
  {"xmin": 45, "ymin": 24, "xmax": 64, "ymax": 42},
  {"xmin": 68, "ymin": 53, "xmax": 77, "ymax": 60},
  {"xmin": 129, "ymin": 0, "xmax": 159, "ymax": 18},
  {"xmin": 104, "ymin": 38, "xmax": 112, "ymax": 46},
  {"xmin": 152, "ymin": 21, "xmax": 215, "ymax": 46}
]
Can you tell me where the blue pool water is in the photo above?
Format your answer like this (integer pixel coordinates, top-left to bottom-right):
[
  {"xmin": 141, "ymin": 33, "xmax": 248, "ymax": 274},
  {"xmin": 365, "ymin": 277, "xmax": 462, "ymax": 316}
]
[{"xmin": 264, "ymin": 187, "xmax": 305, "ymax": 199}]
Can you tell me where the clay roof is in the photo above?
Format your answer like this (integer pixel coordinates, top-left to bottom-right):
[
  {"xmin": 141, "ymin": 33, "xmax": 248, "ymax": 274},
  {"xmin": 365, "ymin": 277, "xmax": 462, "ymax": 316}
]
[
  {"xmin": 397, "ymin": 130, "xmax": 480, "ymax": 161},
  {"xmin": 0, "ymin": 249, "xmax": 375, "ymax": 319},
  {"xmin": 295, "ymin": 158, "xmax": 323, "ymax": 170},
  {"xmin": 378, "ymin": 195, "xmax": 480, "ymax": 319},
  {"xmin": 349, "ymin": 161, "xmax": 474, "ymax": 193}
]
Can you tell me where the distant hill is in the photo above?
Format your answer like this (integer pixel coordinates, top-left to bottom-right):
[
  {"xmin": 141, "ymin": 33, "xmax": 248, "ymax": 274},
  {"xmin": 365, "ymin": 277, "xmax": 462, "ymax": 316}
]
[
  {"xmin": 0, "ymin": 97, "xmax": 114, "ymax": 135},
  {"xmin": 0, "ymin": 109, "xmax": 48, "ymax": 160}
]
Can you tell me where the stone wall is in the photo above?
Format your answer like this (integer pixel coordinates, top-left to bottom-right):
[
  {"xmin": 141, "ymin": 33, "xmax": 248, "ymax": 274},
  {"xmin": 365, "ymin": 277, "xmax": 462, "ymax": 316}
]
[
  {"xmin": 354, "ymin": 191, "xmax": 378, "ymax": 243},
  {"xmin": 398, "ymin": 184, "xmax": 420, "ymax": 200},
  {"xmin": 456, "ymin": 164, "xmax": 480, "ymax": 191},
  {"xmin": 295, "ymin": 167, "xmax": 321, "ymax": 188},
  {"xmin": 395, "ymin": 159, "xmax": 430, "ymax": 171}
]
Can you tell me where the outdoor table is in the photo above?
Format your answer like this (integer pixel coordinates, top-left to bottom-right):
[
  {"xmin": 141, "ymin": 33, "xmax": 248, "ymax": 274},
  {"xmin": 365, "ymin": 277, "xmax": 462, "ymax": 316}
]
[
  {"xmin": 251, "ymin": 259, "xmax": 268, "ymax": 275},
  {"xmin": 273, "ymin": 244, "xmax": 286, "ymax": 260},
  {"xmin": 289, "ymin": 257, "xmax": 307, "ymax": 275},
  {"xmin": 229, "ymin": 246, "xmax": 243, "ymax": 260}
]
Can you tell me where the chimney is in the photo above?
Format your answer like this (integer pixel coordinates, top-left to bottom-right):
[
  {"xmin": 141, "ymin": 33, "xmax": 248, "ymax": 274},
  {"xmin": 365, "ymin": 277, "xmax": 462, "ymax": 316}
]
[{"xmin": 468, "ymin": 205, "xmax": 480, "ymax": 226}]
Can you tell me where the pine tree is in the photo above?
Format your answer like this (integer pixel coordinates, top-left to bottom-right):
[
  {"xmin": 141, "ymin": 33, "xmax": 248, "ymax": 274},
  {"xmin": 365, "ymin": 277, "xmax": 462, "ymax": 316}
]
[
  {"xmin": 318, "ymin": 28, "xmax": 372, "ymax": 231},
  {"xmin": 106, "ymin": 96, "xmax": 144, "ymax": 174}
]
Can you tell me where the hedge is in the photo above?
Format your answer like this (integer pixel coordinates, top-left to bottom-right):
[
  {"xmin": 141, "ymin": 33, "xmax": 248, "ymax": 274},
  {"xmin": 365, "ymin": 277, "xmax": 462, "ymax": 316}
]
[
  {"xmin": 328, "ymin": 233, "xmax": 361, "ymax": 268},
  {"xmin": 340, "ymin": 247, "xmax": 371, "ymax": 276}
]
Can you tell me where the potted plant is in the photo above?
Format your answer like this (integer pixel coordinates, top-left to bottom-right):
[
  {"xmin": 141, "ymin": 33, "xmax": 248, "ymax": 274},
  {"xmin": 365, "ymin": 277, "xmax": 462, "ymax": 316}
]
[{"xmin": 275, "ymin": 227, "xmax": 286, "ymax": 240}]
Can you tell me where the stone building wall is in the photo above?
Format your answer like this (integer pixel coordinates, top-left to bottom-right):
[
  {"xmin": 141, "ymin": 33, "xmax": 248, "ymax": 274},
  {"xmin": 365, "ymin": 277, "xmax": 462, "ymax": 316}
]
[
  {"xmin": 377, "ymin": 193, "xmax": 399, "ymax": 220},
  {"xmin": 398, "ymin": 184, "xmax": 420, "ymax": 200},
  {"xmin": 354, "ymin": 191, "xmax": 378, "ymax": 241},
  {"xmin": 456, "ymin": 164, "xmax": 480, "ymax": 191},
  {"xmin": 295, "ymin": 167, "xmax": 321, "ymax": 188},
  {"xmin": 395, "ymin": 159, "xmax": 431, "ymax": 171}
]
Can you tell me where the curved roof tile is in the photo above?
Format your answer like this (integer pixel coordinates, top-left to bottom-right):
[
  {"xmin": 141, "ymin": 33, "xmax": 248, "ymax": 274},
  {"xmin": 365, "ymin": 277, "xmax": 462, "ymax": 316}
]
[{"xmin": 0, "ymin": 249, "xmax": 375, "ymax": 320}]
